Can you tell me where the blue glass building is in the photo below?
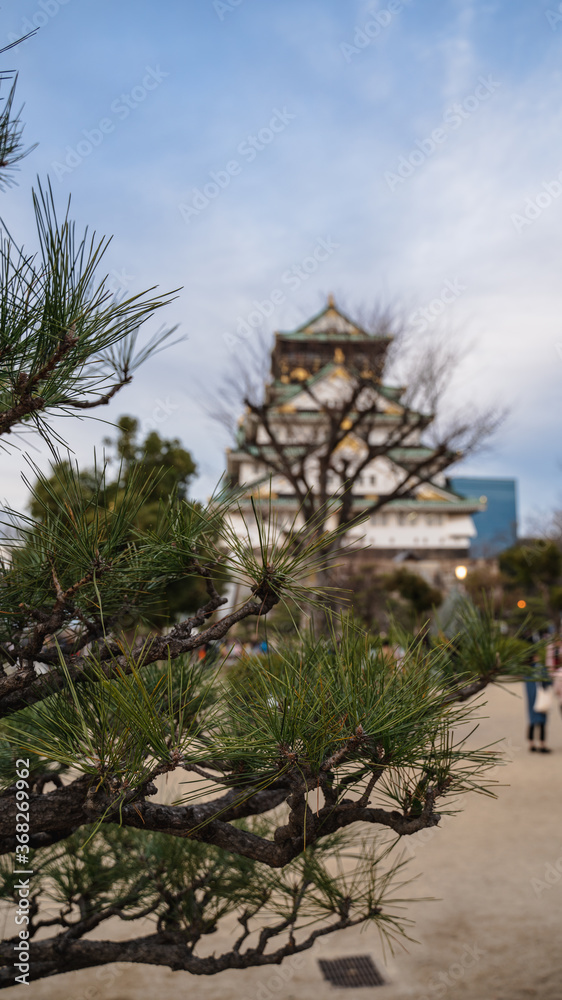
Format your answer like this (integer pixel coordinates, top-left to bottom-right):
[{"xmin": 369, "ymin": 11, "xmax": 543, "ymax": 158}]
[{"xmin": 448, "ymin": 477, "xmax": 518, "ymax": 558}]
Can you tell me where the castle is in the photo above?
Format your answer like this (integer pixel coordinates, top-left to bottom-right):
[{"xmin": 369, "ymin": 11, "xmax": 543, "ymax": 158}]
[{"xmin": 226, "ymin": 298, "xmax": 485, "ymax": 591}]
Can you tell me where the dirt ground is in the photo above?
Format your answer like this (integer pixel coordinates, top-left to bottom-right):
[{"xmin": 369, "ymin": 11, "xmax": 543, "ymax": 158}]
[{"xmin": 4, "ymin": 683, "xmax": 562, "ymax": 1000}]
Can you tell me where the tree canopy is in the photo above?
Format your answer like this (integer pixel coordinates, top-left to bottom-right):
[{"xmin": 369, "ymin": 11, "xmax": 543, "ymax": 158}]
[
  {"xmin": 499, "ymin": 538, "xmax": 562, "ymax": 622},
  {"xmin": 26, "ymin": 417, "xmax": 206, "ymax": 626}
]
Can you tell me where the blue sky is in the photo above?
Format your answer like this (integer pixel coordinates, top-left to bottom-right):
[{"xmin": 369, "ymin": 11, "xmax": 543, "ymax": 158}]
[{"xmin": 1, "ymin": 0, "xmax": 562, "ymax": 529}]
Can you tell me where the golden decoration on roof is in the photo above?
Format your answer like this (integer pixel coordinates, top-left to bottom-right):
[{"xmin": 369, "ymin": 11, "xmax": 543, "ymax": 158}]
[
  {"xmin": 330, "ymin": 366, "xmax": 351, "ymax": 381},
  {"xmin": 252, "ymin": 486, "xmax": 278, "ymax": 499},
  {"xmin": 335, "ymin": 435, "xmax": 361, "ymax": 453},
  {"xmin": 334, "ymin": 347, "xmax": 345, "ymax": 364},
  {"xmin": 418, "ymin": 487, "xmax": 446, "ymax": 501},
  {"xmin": 290, "ymin": 367, "xmax": 309, "ymax": 381}
]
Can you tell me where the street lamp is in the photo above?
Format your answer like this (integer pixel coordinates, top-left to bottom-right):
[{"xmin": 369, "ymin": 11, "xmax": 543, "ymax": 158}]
[{"xmin": 455, "ymin": 565, "xmax": 468, "ymax": 581}]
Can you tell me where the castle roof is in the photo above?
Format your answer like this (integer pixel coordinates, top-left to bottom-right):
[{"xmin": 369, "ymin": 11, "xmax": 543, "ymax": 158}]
[
  {"xmin": 268, "ymin": 363, "xmax": 405, "ymax": 402},
  {"xmin": 276, "ymin": 297, "xmax": 391, "ymax": 343}
]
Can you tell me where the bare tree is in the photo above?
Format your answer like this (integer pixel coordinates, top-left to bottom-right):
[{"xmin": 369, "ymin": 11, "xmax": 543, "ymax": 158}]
[{"xmin": 212, "ymin": 300, "xmax": 503, "ymax": 540}]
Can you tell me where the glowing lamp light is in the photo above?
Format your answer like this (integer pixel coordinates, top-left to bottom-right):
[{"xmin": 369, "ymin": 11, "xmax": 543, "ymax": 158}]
[
  {"xmin": 455, "ymin": 565, "xmax": 468, "ymax": 581},
  {"xmin": 517, "ymin": 599, "xmax": 527, "ymax": 609}
]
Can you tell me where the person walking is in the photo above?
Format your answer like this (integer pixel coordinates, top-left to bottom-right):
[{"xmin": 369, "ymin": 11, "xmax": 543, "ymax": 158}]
[{"xmin": 524, "ymin": 632, "xmax": 553, "ymax": 753}]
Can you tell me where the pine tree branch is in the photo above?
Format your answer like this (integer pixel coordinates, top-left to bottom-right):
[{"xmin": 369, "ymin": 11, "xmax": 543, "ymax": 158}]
[
  {"xmin": 0, "ymin": 778, "xmax": 289, "ymax": 855},
  {"xmin": 0, "ymin": 909, "xmax": 378, "ymax": 986},
  {"xmin": 60, "ymin": 378, "xmax": 133, "ymax": 409},
  {"xmin": 0, "ymin": 330, "xmax": 78, "ymax": 435},
  {"xmin": 0, "ymin": 771, "xmax": 440, "ymax": 864},
  {"xmin": 0, "ymin": 582, "xmax": 278, "ymax": 718}
]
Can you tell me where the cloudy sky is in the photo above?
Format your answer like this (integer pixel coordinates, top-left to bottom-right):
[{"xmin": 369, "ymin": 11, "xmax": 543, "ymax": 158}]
[{"xmin": 1, "ymin": 0, "xmax": 561, "ymax": 528}]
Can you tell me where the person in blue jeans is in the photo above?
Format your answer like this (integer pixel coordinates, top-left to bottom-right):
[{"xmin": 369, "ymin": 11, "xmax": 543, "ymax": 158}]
[
  {"xmin": 524, "ymin": 631, "xmax": 552, "ymax": 753},
  {"xmin": 525, "ymin": 680, "xmax": 551, "ymax": 752}
]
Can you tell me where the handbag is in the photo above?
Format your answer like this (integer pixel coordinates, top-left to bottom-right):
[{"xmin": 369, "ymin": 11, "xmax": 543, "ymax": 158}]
[{"xmin": 534, "ymin": 685, "xmax": 554, "ymax": 714}]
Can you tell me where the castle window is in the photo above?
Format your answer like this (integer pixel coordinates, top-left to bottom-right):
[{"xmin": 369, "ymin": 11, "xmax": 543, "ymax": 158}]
[{"xmin": 426, "ymin": 514, "xmax": 443, "ymax": 526}]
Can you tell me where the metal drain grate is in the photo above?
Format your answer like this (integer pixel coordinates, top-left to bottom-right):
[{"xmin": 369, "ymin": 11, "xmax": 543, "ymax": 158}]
[{"xmin": 318, "ymin": 954, "xmax": 385, "ymax": 988}]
